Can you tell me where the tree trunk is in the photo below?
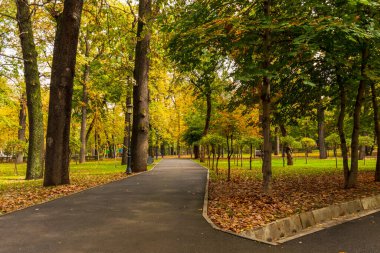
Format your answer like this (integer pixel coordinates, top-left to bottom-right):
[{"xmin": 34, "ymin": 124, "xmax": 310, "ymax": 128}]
[
  {"xmin": 337, "ymin": 72, "xmax": 350, "ymax": 187},
  {"xmin": 317, "ymin": 102, "xmax": 327, "ymax": 159},
  {"xmin": 280, "ymin": 125, "xmax": 293, "ymax": 166},
  {"xmin": 261, "ymin": 0, "xmax": 272, "ymax": 194},
  {"xmin": 193, "ymin": 144, "xmax": 199, "ymax": 159},
  {"xmin": 249, "ymin": 144, "xmax": 253, "ymax": 170},
  {"xmin": 274, "ymin": 127, "xmax": 280, "ymax": 155},
  {"xmin": 17, "ymin": 94, "xmax": 27, "ymax": 164},
  {"xmin": 85, "ymin": 115, "xmax": 95, "ymax": 143},
  {"xmin": 227, "ymin": 135, "xmax": 233, "ymax": 181},
  {"xmin": 16, "ymin": 0, "xmax": 44, "ymax": 180},
  {"xmin": 122, "ymin": 95, "xmax": 132, "ymax": 165},
  {"xmin": 131, "ymin": 0, "xmax": 151, "ymax": 172},
  {"xmin": 371, "ymin": 81, "xmax": 380, "ymax": 182},
  {"xmin": 347, "ymin": 45, "xmax": 368, "ymax": 188},
  {"xmin": 44, "ymin": 0, "xmax": 84, "ymax": 186},
  {"xmin": 79, "ymin": 36, "xmax": 90, "ymax": 164}
]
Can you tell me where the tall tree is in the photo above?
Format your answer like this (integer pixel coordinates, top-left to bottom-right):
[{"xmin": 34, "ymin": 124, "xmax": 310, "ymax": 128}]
[
  {"xmin": 371, "ymin": 81, "xmax": 380, "ymax": 182},
  {"xmin": 15, "ymin": 0, "xmax": 44, "ymax": 179},
  {"xmin": 79, "ymin": 33, "xmax": 90, "ymax": 163},
  {"xmin": 44, "ymin": 0, "xmax": 84, "ymax": 186},
  {"xmin": 131, "ymin": 0, "xmax": 152, "ymax": 172}
]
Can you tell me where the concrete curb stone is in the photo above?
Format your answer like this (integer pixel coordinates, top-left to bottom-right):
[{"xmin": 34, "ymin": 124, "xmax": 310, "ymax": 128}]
[{"xmin": 238, "ymin": 195, "xmax": 380, "ymax": 244}]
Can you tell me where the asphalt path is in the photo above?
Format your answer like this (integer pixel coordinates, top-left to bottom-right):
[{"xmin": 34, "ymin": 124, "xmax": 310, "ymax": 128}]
[{"xmin": 1, "ymin": 159, "xmax": 379, "ymax": 253}]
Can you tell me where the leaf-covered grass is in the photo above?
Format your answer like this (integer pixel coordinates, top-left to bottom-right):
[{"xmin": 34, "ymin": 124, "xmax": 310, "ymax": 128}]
[
  {"xmin": 0, "ymin": 159, "xmax": 161, "ymax": 214},
  {"xmin": 200, "ymin": 157, "xmax": 380, "ymax": 233}
]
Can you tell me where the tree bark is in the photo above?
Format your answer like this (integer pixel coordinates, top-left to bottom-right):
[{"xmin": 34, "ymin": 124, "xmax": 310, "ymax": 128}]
[
  {"xmin": 261, "ymin": 0, "xmax": 272, "ymax": 194},
  {"xmin": 317, "ymin": 102, "xmax": 327, "ymax": 159},
  {"xmin": 193, "ymin": 144, "xmax": 199, "ymax": 159},
  {"xmin": 122, "ymin": 95, "xmax": 132, "ymax": 165},
  {"xmin": 16, "ymin": 0, "xmax": 44, "ymax": 180},
  {"xmin": 280, "ymin": 125, "xmax": 293, "ymax": 166},
  {"xmin": 347, "ymin": 45, "xmax": 368, "ymax": 188},
  {"xmin": 337, "ymin": 72, "xmax": 350, "ymax": 186},
  {"xmin": 17, "ymin": 94, "xmax": 27, "ymax": 164},
  {"xmin": 274, "ymin": 127, "xmax": 280, "ymax": 155},
  {"xmin": 131, "ymin": 0, "xmax": 151, "ymax": 172},
  {"xmin": 85, "ymin": 115, "xmax": 95, "ymax": 143},
  {"xmin": 79, "ymin": 36, "xmax": 90, "ymax": 163},
  {"xmin": 44, "ymin": 0, "xmax": 84, "ymax": 186},
  {"xmin": 226, "ymin": 135, "xmax": 233, "ymax": 181},
  {"xmin": 371, "ymin": 81, "xmax": 380, "ymax": 182}
]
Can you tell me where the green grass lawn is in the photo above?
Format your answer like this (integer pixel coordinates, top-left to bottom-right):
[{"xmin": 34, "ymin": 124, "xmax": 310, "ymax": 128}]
[
  {"xmin": 0, "ymin": 158, "xmax": 161, "ymax": 189},
  {"xmin": 200, "ymin": 156, "xmax": 377, "ymax": 180}
]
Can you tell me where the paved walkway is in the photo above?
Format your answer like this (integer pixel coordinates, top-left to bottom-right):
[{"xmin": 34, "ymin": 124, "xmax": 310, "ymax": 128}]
[{"xmin": 1, "ymin": 159, "xmax": 379, "ymax": 253}]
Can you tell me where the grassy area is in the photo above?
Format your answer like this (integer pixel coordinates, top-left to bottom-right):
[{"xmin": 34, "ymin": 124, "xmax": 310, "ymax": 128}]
[
  {"xmin": 200, "ymin": 157, "xmax": 377, "ymax": 180},
  {"xmin": 201, "ymin": 157, "xmax": 380, "ymax": 232},
  {"xmin": 1, "ymin": 159, "xmax": 160, "ymax": 182}
]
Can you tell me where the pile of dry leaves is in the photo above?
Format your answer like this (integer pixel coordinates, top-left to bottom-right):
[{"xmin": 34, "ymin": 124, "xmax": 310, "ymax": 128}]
[
  {"xmin": 207, "ymin": 171, "xmax": 380, "ymax": 233},
  {"xmin": 0, "ymin": 173, "xmax": 128, "ymax": 214}
]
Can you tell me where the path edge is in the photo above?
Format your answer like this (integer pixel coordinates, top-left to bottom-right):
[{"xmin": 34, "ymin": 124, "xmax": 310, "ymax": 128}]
[
  {"xmin": 198, "ymin": 162, "xmax": 278, "ymax": 246},
  {"xmin": 198, "ymin": 160, "xmax": 380, "ymax": 246},
  {"xmin": 0, "ymin": 159, "xmax": 162, "ymax": 217}
]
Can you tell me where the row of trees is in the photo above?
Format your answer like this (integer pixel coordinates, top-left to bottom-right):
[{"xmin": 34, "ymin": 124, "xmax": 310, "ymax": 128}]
[
  {"xmin": 1, "ymin": 0, "xmax": 379, "ymax": 193},
  {"xmin": 167, "ymin": 0, "xmax": 380, "ymax": 191}
]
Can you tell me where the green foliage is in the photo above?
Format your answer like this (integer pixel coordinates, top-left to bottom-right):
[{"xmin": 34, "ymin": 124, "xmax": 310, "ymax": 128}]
[
  {"xmin": 182, "ymin": 126, "xmax": 203, "ymax": 145},
  {"xmin": 301, "ymin": 137, "xmax": 317, "ymax": 150},
  {"xmin": 359, "ymin": 136, "xmax": 374, "ymax": 147},
  {"xmin": 280, "ymin": 136, "xmax": 296, "ymax": 147},
  {"xmin": 4, "ymin": 139, "xmax": 27, "ymax": 156},
  {"xmin": 201, "ymin": 134, "xmax": 224, "ymax": 147},
  {"xmin": 325, "ymin": 133, "xmax": 341, "ymax": 149},
  {"xmin": 242, "ymin": 137, "xmax": 262, "ymax": 148}
]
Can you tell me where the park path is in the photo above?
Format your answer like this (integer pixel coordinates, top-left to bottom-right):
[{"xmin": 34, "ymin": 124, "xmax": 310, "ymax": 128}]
[{"xmin": 0, "ymin": 159, "xmax": 379, "ymax": 253}]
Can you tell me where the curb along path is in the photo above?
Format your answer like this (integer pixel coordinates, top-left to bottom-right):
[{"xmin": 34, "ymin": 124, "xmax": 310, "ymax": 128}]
[{"xmin": 0, "ymin": 159, "xmax": 380, "ymax": 253}]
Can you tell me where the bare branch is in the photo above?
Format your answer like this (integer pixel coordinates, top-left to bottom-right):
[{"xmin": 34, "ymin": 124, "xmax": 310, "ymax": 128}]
[{"xmin": 0, "ymin": 53, "xmax": 24, "ymax": 61}]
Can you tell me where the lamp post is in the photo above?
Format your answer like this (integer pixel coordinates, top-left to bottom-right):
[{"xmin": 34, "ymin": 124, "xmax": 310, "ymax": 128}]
[{"xmin": 126, "ymin": 103, "xmax": 133, "ymax": 174}]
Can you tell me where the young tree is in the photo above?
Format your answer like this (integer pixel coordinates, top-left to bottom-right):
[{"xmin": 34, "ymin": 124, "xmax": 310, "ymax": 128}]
[
  {"xmin": 15, "ymin": 0, "xmax": 44, "ymax": 179},
  {"xmin": 301, "ymin": 137, "xmax": 317, "ymax": 164},
  {"xmin": 243, "ymin": 137, "xmax": 262, "ymax": 170},
  {"xmin": 325, "ymin": 133, "xmax": 340, "ymax": 169},
  {"xmin": 358, "ymin": 136, "xmax": 374, "ymax": 165},
  {"xmin": 280, "ymin": 136, "xmax": 296, "ymax": 167},
  {"xmin": 44, "ymin": 0, "xmax": 84, "ymax": 186}
]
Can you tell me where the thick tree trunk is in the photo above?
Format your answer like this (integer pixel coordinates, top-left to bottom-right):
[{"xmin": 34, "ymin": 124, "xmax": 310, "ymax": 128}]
[
  {"xmin": 347, "ymin": 45, "xmax": 368, "ymax": 188},
  {"xmin": 193, "ymin": 144, "xmax": 199, "ymax": 159},
  {"xmin": 16, "ymin": 0, "xmax": 44, "ymax": 180},
  {"xmin": 371, "ymin": 81, "xmax": 380, "ymax": 182},
  {"xmin": 317, "ymin": 103, "xmax": 327, "ymax": 159},
  {"xmin": 17, "ymin": 94, "xmax": 27, "ymax": 164},
  {"xmin": 131, "ymin": 0, "xmax": 151, "ymax": 172},
  {"xmin": 79, "ymin": 37, "xmax": 90, "ymax": 164},
  {"xmin": 44, "ymin": 0, "xmax": 84, "ymax": 186},
  {"xmin": 261, "ymin": 0, "xmax": 272, "ymax": 194}
]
